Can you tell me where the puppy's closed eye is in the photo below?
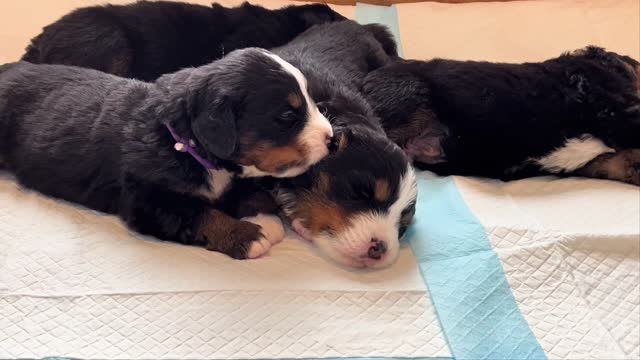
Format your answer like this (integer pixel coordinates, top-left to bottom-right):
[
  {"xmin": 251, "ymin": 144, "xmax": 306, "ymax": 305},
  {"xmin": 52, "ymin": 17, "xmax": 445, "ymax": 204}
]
[
  {"xmin": 276, "ymin": 109, "xmax": 298, "ymax": 126},
  {"xmin": 349, "ymin": 180, "xmax": 375, "ymax": 202}
]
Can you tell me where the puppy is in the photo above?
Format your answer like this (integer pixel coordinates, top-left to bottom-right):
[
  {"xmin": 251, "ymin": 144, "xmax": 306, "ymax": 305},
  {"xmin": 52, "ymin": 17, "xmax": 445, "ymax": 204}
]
[
  {"xmin": 21, "ymin": 1, "xmax": 345, "ymax": 81},
  {"xmin": 363, "ymin": 47, "xmax": 640, "ymax": 185},
  {"xmin": 268, "ymin": 20, "xmax": 416, "ymax": 269},
  {"xmin": 0, "ymin": 48, "xmax": 333, "ymax": 259}
]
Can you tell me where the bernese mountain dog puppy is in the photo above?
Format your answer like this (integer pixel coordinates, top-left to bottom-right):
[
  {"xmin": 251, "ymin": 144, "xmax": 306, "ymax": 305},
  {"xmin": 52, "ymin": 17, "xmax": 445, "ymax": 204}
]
[
  {"xmin": 363, "ymin": 46, "xmax": 640, "ymax": 185},
  {"xmin": 0, "ymin": 48, "xmax": 333, "ymax": 259},
  {"xmin": 21, "ymin": 1, "xmax": 345, "ymax": 81},
  {"xmin": 268, "ymin": 20, "xmax": 417, "ymax": 269},
  {"xmin": 363, "ymin": 47, "xmax": 640, "ymax": 185}
]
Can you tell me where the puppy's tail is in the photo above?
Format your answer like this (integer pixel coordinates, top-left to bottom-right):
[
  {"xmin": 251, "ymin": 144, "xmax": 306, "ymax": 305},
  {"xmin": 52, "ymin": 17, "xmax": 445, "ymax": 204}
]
[{"xmin": 363, "ymin": 23, "xmax": 398, "ymax": 58}]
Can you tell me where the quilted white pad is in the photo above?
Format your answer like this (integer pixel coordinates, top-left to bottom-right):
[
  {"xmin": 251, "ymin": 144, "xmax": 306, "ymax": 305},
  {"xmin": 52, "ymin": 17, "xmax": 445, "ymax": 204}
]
[
  {"xmin": 0, "ymin": 173, "xmax": 451, "ymax": 359},
  {"xmin": 2, "ymin": 172, "xmax": 639, "ymax": 359},
  {"xmin": 457, "ymin": 176, "xmax": 640, "ymax": 359}
]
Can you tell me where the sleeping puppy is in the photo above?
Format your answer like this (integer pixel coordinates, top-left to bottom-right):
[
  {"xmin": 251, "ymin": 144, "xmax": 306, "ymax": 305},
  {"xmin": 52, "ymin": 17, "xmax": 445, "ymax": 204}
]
[
  {"xmin": 22, "ymin": 1, "xmax": 345, "ymax": 81},
  {"xmin": 268, "ymin": 20, "xmax": 417, "ymax": 269},
  {"xmin": 363, "ymin": 47, "xmax": 640, "ymax": 185},
  {"xmin": 0, "ymin": 48, "xmax": 333, "ymax": 259}
]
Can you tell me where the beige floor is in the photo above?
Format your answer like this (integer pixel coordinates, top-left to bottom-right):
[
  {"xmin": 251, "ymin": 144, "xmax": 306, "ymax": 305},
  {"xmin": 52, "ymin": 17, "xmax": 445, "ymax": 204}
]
[
  {"xmin": 1, "ymin": 1, "xmax": 638, "ymax": 64},
  {"xmin": 397, "ymin": 0, "xmax": 639, "ymax": 62}
]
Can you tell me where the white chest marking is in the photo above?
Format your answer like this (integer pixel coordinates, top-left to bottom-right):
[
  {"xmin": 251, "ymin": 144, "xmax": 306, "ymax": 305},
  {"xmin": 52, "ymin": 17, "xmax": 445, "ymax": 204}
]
[
  {"xmin": 196, "ymin": 169, "xmax": 234, "ymax": 201},
  {"xmin": 533, "ymin": 135, "xmax": 614, "ymax": 173}
]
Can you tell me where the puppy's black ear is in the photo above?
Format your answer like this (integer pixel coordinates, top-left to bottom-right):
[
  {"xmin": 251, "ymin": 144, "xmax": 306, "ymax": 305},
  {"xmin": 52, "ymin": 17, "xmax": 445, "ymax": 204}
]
[{"xmin": 192, "ymin": 99, "xmax": 237, "ymax": 159}]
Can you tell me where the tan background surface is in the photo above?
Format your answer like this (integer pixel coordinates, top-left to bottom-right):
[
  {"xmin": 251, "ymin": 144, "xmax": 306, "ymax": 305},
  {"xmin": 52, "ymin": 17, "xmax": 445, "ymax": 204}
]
[
  {"xmin": 397, "ymin": 0, "xmax": 639, "ymax": 62},
  {"xmin": 1, "ymin": 0, "xmax": 638, "ymax": 64}
]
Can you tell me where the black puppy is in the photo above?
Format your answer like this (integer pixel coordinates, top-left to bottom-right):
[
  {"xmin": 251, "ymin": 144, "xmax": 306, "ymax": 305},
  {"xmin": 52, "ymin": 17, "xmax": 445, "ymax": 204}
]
[
  {"xmin": 22, "ymin": 1, "xmax": 345, "ymax": 81},
  {"xmin": 0, "ymin": 48, "xmax": 333, "ymax": 259},
  {"xmin": 266, "ymin": 20, "xmax": 417, "ymax": 269},
  {"xmin": 363, "ymin": 47, "xmax": 640, "ymax": 185}
]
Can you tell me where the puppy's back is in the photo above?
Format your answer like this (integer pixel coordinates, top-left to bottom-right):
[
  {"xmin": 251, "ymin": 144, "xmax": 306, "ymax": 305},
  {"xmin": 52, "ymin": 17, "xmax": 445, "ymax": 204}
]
[
  {"xmin": 23, "ymin": 1, "xmax": 345, "ymax": 81},
  {"xmin": 275, "ymin": 20, "xmax": 395, "ymax": 91},
  {"xmin": 22, "ymin": 1, "xmax": 216, "ymax": 80}
]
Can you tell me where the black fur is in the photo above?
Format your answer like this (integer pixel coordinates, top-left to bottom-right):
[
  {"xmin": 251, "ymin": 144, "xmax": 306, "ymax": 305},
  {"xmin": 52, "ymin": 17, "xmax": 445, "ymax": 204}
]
[
  {"xmin": 267, "ymin": 21, "xmax": 416, "ymax": 268},
  {"xmin": 22, "ymin": 0, "xmax": 345, "ymax": 81},
  {"xmin": 0, "ymin": 48, "xmax": 324, "ymax": 258},
  {"xmin": 363, "ymin": 47, "xmax": 640, "ymax": 184}
]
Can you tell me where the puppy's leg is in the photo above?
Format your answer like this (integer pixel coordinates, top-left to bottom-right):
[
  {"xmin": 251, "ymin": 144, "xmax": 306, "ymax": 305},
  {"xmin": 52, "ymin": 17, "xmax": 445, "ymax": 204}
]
[
  {"xmin": 198, "ymin": 209, "xmax": 277, "ymax": 259},
  {"xmin": 575, "ymin": 149, "xmax": 640, "ymax": 185},
  {"xmin": 217, "ymin": 179, "xmax": 285, "ymax": 248},
  {"xmin": 120, "ymin": 179, "xmax": 272, "ymax": 259}
]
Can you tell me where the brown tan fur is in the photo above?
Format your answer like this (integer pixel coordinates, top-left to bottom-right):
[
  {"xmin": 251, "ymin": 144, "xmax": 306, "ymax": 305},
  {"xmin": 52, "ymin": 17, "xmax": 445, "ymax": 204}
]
[
  {"xmin": 336, "ymin": 131, "xmax": 349, "ymax": 151},
  {"xmin": 240, "ymin": 136, "xmax": 310, "ymax": 174},
  {"xmin": 196, "ymin": 209, "xmax": 263, "ymax": 258},
  {"xmin": 289, "ymin": 173, "xmax": 350, "ymax": 236},
  {"xmin": 315, "ymin": 171, "xmax": 332, "ymax": 193},
  {"xmin": 294, "ymin": 195, "xmax": 349, "ymax": 236},
  {"xmin": 374, "ymin": 179, "xmax": 390, "ymax": 202},
  {"xmin": 288, "ymin": 92, "xmax": 303, "ymax": 109},
  {"xmin": 385, "ymin": 108, "xmax": 435, "ymax": 145},
  {"xmin": 576, "ymin": 149, "xmax": 640, "ymax": 185}
]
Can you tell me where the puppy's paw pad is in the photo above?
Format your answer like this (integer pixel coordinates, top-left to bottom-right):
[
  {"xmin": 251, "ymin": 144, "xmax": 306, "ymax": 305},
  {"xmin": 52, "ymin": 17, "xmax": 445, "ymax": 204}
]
[
  {"xmin": 242, "ymin": 214, "xmax": 285, "ymax": 245},
  {"xmin": 247, "ymin": 237, "xmax": 272, "ymax": 259}
]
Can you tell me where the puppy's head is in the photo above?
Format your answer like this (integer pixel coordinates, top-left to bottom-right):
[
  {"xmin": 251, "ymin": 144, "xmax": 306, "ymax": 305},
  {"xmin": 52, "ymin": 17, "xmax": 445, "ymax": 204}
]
[
  {"xmin": 160, "ymin": 48, "xmax": 333, "ymax": 177},
  {"xmin": 276, "ymin": 126, "xmax": 417, "ymax": 270},
  {"xmin": 563, "ymin": 47, "xmax": 640, "ymax": 146},
  {"xmin": 565, "ymin": 46, "xmax": 640, "ymax": 98},
  {"xmin": 363, "ymin": 62, "xmax": 447, "ymax": 166}
]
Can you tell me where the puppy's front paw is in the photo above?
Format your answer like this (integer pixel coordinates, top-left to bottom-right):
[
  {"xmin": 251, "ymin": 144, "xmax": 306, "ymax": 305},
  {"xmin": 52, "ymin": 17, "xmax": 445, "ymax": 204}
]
[
  {"xmin": 242, "ymin": 214, "xmax": 285, "ymax": 245},
  {"xmin": 246, "ymin": 236, "xmax": 272, "ymax": 259},
  {"xmin": 199, "ymin": 212, "xmax": 267, "ymax": 259},
  {"xmin": 226, "ymin": 220, "xmax": 268, "ymax": 259}
]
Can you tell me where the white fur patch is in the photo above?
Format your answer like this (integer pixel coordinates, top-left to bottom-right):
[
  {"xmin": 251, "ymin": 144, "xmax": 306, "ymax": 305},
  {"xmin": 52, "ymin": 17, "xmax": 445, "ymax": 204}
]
[
  {"xmin": 533, "ymin": 135, "xmax": 614, "ymax": 173},
  {"xmin": 195, "ymin": 169, "xmax": 234, "ymax": 201},
  {"xmin": 246, "ymin": 237, "xmax": 272, "ymax": 259},
  {"xmin": 243, "ymin": 214, "xmax": 285, "ymax": 245},
  {"xmin": 242, "ymin": 214, "xmax": 285, "ymax": 259},
  {"xmin": 312, "ymin": 165, "xmax": 418, "ymax": 269}
]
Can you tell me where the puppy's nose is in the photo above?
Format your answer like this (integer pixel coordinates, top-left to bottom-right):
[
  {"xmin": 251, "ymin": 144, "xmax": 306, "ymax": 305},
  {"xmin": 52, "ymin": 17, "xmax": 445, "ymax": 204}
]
[{"xmin": 367, "ymin": 239, "xmax": 387, "ymax": 260}]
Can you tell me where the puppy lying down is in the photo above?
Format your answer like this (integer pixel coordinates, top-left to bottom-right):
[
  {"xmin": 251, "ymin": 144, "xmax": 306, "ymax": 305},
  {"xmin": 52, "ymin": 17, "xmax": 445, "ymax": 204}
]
[
  {"xmin": 1, "ymin": 19, "xmax": 417, "ymax": 270},
  {"xmin": 363, "ymin": 47, "xmax": 640, "ymax": 185},
  {"xmin": 268, "ymin": 20, "xmax": 418, "ymax": 269},
  {"xmin": 22, "ymin": 1, "xmax": 346, "ymax": 81},
  {"xmin": 0, "ymin": 48, "xmax": 333, "ymax": 260}
]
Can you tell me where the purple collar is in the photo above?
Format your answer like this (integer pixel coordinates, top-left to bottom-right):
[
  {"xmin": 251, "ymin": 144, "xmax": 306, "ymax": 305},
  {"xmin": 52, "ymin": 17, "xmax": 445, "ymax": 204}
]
[{"xmin": 166, "ymin": 123, "xmax": 218, "ymax": 170}]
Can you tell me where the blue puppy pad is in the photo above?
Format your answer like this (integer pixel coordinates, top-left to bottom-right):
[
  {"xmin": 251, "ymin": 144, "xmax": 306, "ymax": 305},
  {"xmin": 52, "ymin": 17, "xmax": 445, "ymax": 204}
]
[
  {"xmin": 355, "ymin": 3, "xmax": 404, "ymax": 57},
  {"xmin": 407, "ymin": 173, "xmax": 546, "ymax": 360}
]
